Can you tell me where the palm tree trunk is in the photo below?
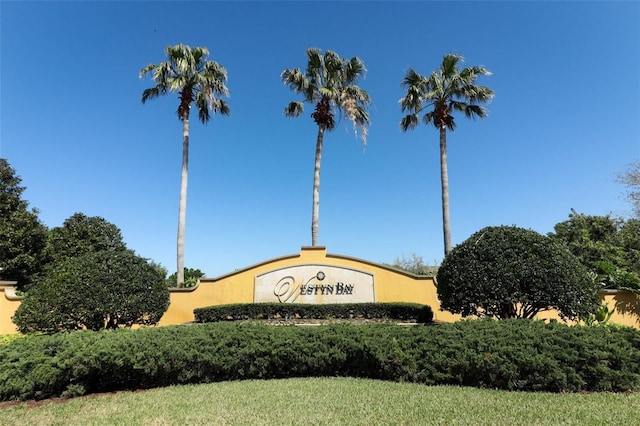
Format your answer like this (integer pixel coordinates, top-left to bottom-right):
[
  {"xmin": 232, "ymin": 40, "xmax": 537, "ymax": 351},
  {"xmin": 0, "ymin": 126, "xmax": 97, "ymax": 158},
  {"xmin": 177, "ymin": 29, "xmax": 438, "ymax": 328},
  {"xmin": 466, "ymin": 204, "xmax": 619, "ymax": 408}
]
[
  {"xmin": 440, "ymin": 126, "xmax": 452, "ymax": 255},
  {"xmin": 311, "ymin": 124, "xmax": 325, "ymax": 246},
  {"xmin": 177, "ymin": 114, "xmax": 189, "ymax": 285}
]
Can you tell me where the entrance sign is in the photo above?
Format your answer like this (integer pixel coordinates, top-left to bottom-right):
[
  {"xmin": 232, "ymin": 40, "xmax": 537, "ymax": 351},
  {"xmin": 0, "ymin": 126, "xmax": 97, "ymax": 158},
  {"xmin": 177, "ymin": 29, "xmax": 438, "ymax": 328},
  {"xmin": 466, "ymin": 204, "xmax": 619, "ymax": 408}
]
[{"xmin": 254, "ymin": 264, "xmax": 375, "ymax": 304}]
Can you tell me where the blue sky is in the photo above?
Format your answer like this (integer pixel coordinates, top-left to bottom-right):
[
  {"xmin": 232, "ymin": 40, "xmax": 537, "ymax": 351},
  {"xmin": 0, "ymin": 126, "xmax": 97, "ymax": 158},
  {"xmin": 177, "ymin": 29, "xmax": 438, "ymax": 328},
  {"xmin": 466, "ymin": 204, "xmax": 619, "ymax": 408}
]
[{"xmin": 1, "ymin": 1, "xmax": 639, "ymax": 277}]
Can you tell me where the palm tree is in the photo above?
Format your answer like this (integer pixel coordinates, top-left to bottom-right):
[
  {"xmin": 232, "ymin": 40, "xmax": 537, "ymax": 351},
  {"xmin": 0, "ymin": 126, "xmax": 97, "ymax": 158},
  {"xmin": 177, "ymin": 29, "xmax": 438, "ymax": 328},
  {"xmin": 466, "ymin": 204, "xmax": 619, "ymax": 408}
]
[
  {"xmin": 400, "ymin": 54, "xmax": 493, "ymax": 255},
  {"xmin": 282, "ymin": 48, "xmax": 371, "ymax": 246},
  {"xmin": 140, "ymin": 43, "xmax": 230, "ymax": 285}
]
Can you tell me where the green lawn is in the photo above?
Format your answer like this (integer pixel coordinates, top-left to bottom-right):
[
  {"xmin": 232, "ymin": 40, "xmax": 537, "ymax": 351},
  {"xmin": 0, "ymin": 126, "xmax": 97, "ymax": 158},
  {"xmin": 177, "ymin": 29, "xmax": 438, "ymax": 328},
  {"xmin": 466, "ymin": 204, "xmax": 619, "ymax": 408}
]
[{"xmin": 1, "ymin": 378, "xmax": 637, "ymax": 425}]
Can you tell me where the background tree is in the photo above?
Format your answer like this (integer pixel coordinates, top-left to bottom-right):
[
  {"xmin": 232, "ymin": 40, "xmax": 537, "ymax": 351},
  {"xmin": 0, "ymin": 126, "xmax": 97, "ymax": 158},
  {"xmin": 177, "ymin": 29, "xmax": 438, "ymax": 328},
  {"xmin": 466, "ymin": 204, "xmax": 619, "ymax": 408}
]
[
  {"xmin": 550, "ymin": 210, "xmax": 640, "ymax": 291},
  {"xmin": 437, "ymin": 226, "xmax": 599, "ymax": 320},
  {"xmin": 390, "ymin": 253, "xmax": 438, "ymax": 277},
  {"xmin": 13, "ymin": 249, "xmax": 169, "ymax": 333},
  {"xmin": 617, "ymin": 160, "xmax": 640, "ymax": 218},
  {"xmin": 400, "ymin": 54, "xmax": 493, "ymax": 254},
  {"xmin": 0, "ymin": 159, "xmax": 48, "ymax": 290},
  {"xmin": 140, "ymin": 43, "xmax": 230, "ymax": 285},
  {"xmin": 282, "ymin": 48, "xmax": 371, "ymax": 246},
  {"xmin": 166, "ymin": 267, "xmax": 205, "ymax": 288}
]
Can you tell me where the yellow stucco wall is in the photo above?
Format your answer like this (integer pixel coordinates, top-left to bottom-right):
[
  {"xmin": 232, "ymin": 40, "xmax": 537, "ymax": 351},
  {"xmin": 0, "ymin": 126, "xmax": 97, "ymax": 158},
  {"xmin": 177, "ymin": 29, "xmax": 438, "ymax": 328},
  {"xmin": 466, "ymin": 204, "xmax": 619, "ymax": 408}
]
[
  {"xmin": 159, "ymin": 246, "xmax": 460, "ymax": 325},
  {"xmin": 2, "ymin": 248, "xmax": 640, "ymax": 334},
  {"xmin": 598, "ymin": 290, "xmax": 640, "ymax": 327},
  {"xmin": 0, "ymin": 282, "xmax": 21, "ymax": 335}
]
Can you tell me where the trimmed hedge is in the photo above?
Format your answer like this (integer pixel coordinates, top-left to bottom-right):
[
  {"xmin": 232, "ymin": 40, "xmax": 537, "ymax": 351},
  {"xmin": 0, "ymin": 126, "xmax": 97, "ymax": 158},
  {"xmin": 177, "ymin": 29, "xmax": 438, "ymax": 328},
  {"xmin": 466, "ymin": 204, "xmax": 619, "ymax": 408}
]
[
  {"xmin": 0, "ymin": 320, "xmax": 639, "ymax": 401},
  {"xmin": 194, "ymin": 302, "xmax": 434, "ymax": 323}
]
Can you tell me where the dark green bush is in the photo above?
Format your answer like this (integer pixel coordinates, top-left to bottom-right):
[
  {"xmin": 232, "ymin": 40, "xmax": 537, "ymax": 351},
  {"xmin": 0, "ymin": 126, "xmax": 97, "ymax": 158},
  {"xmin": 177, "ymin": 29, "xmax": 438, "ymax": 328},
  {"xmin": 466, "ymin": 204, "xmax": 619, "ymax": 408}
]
[
  {"xmin": 0, "ymin": 320, "xmax": 638, "ymax": 401},
  {"xmin": 437, "ymin": 226, "xmax": 600, "ymax": 320},
  {"xmin": 13, "ymin": 250, "xmax": 169, "ymax": 333},
  {"xmin": 194, "ymin": 302, "xmax": 433, "ymax": 323}
]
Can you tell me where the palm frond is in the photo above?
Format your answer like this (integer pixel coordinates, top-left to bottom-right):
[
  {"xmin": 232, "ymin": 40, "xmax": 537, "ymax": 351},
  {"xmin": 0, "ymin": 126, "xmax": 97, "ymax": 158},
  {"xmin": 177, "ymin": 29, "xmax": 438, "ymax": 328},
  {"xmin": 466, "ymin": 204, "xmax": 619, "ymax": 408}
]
[
  {"xmin": 400, "ymin": 114, "xmax": 419, "ymax": 132},
  {"xmin": 284, "ymin": 101, "xmax": 304, "ymax": 118},
  {"xmin": 441, "ymin": 54, "xmax": 463, "ymax": 78},
  {"xmin": 399, "ymin": 87, "xmax": 425, "ymax": 113},
  {"xmin": 306, "ymin": 48, "xmax": 323, "ymax": 84},
  {"xmin": 214, "ymin": 99, "xmax": 231, "ymax": 116},
  {"xmin": 141, "ymin": 87, "xmax": 160, "ymax": 104},
  {"xmin": 349, "ymin": 104, "xmax": 370, "ymax": 126},
  {"xmin": 463, "ymin": 84, "xmax": 494, "ymax": 104},
  {"xmin": 461, "ymin": 103, "xmax": 488, "ymax": 120},
  {"xmin": 281, "ymin": 68, "xmax": 311, "ymax": 99},
  {"xmin": 343, "ymin": 85, "xmax": 370, "ymax": 105},
  {"xmin": 195, "ymin": 93, "xmax": 211, "ymax": 123},
  {"xmin": 421, "ymin": 111, "xmax": 438, "ymax": 128},
  {"xmin": 139, "ymin": 63, "xmax": 157, "ymax": 79},
  {"xmin": 319, "ymin": 86, "xmax": 339, "ymax": 100},
  {"xmin": 345, "ymin": 56, "xmax": 366, "ymax": 84},
  {"xmin": 401, "ymin": 68, "xmax": 426, "ymax": 89}
]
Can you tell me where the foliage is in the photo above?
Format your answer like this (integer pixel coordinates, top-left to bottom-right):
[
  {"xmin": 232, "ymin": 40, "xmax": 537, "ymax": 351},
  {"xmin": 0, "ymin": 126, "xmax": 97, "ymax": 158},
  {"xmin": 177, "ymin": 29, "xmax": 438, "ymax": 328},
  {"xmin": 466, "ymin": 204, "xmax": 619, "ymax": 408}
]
[
  {"xmin": 166, "ymin": 267, "xmax": 205, "ymax": 288},
  {"xmin": 399, "ymin": 54, "xmax": 494, "ymax": 255},
  {"xmin": 14, "ymin": 214, "xmax": 169, "ymax": 333},
  {"xmin": 194, "ymin": 302, "xmax": 433, "ymax": 323},
  {"xmin": 281, "ymin": 48, "xmax": 371, "ymax": 144},
  {"xmin": 550, "ymin": 210, "xmax": 640, "ymax": 291},
  {"xmin": 0, "ymin": 334, "xmax": 26, "ymax": 345},
  {"xmin": 391, "ymin": 253, "xmax": 438, "ymax": 276},
  {"xmin": 13, "ymin": 249, "xmax": 170, "ymax": 333},
  {"xmin": 0, "ymin": 320, "xmax": 638, "ymax": 401},
  {"xmin": 399, "ymin": 54, "xmax": 494, "ymax": 133},
  {"xmin": 0, "ymin": 159, "xmax": 48, "ymax": 290},
  {"xmin": 617, "ymin": 160, "xmax": 640, "ymax": 218},
  {"xmin": 583, "ymin": 302, "xmax": 615, "ymax": 326},
  {"xmin": 436, "ymin": 226, "xmax": 600, "ymax": 320},
  {"xmin": 140, "ymin": 43, "xmax": 230, "ymax": 123},
  {"xmin": 45, "ymin": 213, "xmax": 127, "ymax": 265},
  {"xmin": 140, "ymin": 43, "xmax": 230, "ymax": 286}
]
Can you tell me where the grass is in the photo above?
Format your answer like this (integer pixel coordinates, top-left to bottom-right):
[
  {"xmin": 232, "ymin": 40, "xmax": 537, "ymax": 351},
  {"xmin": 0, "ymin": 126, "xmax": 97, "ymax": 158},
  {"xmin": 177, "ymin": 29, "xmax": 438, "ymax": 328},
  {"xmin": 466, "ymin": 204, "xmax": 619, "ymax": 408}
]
[{"xmin": 1, "ymin": 378, "xmax": 638, "ymax": 425}]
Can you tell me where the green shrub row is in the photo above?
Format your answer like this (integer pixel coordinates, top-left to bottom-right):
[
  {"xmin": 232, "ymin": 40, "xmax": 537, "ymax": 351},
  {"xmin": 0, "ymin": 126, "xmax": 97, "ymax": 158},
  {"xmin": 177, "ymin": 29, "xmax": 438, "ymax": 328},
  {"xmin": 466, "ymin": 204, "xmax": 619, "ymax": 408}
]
[
  {"xmin": 194, "ymin": 302, "xmax": 434, "ymax": 323},
  {"xmin": 0, "ymin": 320, "xmax": 639, "ymax": 401}
]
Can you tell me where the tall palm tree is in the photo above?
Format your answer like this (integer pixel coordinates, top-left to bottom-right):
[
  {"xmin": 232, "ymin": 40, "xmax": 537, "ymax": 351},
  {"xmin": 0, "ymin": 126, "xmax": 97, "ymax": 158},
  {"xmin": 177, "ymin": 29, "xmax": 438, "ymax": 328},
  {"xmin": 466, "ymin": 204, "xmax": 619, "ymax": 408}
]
[
  {"xmin": 140, "ymin": 43, "xmax": 230, "ymax": 285},
  {"xmin": 400, "ymin": 54, "xmax": 493, "ymax": 255},
  {"xmin": 282, "ymin": 48, "xmax": 371, "ymax": 246}
]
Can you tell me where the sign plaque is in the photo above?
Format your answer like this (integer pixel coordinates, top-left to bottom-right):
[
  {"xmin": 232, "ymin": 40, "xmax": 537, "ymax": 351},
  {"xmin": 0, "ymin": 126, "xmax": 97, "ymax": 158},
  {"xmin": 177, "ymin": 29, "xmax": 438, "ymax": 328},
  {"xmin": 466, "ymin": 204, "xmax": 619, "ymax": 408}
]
[{"xmin": 254, "ymin": 264, "xmax": 375, "ymax": 304}]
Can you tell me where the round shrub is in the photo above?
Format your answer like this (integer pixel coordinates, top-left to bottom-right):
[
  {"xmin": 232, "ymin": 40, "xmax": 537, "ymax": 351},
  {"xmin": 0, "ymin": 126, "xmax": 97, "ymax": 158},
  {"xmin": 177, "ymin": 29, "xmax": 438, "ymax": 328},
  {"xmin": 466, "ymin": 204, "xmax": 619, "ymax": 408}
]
[
  {"xmin": 13, "ymin": 249, "xmax": 169, "ymax": 333},
  {"xmin": 436, "ymin": 226, "xmax": 600, "ymax": 320}
]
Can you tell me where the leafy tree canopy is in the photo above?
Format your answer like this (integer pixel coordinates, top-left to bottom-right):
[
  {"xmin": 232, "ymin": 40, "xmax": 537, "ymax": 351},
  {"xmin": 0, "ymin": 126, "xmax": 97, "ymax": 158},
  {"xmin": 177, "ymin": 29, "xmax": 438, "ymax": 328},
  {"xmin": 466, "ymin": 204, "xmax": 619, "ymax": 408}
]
[
  {"xmin": 437, "ymin": 226, "xmax": 599, "ymax": 320},
  {"xmin": 550, "ymin": 210, "xmax": 640, "ymax": 291},
  {"xmin": 390, "ymin": 254, "xmax": 438, "ymax": 277},
  {"xmin": 13, "ymin": 249, "xmax": 169, "ymax": 333},
  {"xmin": 0, "ymin": 159, "xmax": 48, "ymax": 290},
  {"xmin": 166, "ymin": 267, "xmax": 205, "ymax": 288},
  {"xmin": 45, "ymin": 213, "xmax": 127, "ymax": 264}
]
